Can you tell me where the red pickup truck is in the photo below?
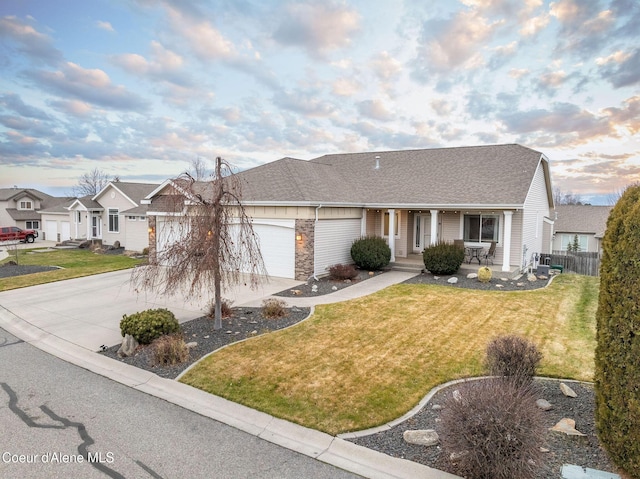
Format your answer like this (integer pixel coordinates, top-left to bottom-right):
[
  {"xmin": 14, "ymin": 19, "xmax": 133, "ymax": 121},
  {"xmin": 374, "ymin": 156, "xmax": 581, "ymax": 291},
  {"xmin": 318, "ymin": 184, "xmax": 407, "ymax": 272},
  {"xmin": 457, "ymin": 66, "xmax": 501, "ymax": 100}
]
[{"xmin": 0, "ymin": 226, "xmax": 38, "ymax": 243}]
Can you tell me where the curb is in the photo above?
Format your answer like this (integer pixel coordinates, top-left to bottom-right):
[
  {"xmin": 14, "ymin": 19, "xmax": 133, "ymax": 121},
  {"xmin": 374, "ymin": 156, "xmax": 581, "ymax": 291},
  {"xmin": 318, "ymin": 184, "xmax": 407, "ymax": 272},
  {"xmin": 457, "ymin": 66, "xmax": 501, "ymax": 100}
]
[{"xmin": 0, "ymin": 305, "xmax": 460, "ymax": 479}]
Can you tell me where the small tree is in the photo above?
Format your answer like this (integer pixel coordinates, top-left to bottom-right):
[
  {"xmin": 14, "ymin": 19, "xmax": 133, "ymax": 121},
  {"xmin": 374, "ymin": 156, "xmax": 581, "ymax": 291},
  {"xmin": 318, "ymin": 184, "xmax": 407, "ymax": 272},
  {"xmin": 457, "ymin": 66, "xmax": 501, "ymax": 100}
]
[
  {"xmin": 571, "ymin": 234, "xmax": 581, "ymax": 253},
  {"xmin": 131, "ymin": 157, "xmax": 267, "ymax": 330},
  {"xmin": 595, "ymin": 184, "xmax": 640, "ymax": 478}
]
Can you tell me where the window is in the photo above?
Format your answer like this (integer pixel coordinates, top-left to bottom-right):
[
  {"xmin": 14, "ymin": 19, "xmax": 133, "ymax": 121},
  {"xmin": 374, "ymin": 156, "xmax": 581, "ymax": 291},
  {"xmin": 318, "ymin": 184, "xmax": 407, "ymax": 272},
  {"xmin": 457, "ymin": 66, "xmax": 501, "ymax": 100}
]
[
  {"xmin": 108, "ymin": 209, "xmax": 119, "ymax": 233},
  {"xmin": 26, "ymin": 221, "xmax": 39, "ymax": 229},
  {"xmin": 464, "ymin": 214, "xmax": 499, "ymax": 242},
  {"xmin": 127, "ymin": 216, "xmax": 137, "ymax": 221},
  {"xmin": 383, "ymin": 211, "xmax": 399, "ymax": 237},
  {"xmin": 76, "ymin": 211, "xmax": 82, "ymax": 223},
  {"xmin": 19, "ymin": 200, "xmax": 33, "ymax": 210},
  {"xmin": 560, "ymin": 234, "xmax": 588, "ymax": 252}
]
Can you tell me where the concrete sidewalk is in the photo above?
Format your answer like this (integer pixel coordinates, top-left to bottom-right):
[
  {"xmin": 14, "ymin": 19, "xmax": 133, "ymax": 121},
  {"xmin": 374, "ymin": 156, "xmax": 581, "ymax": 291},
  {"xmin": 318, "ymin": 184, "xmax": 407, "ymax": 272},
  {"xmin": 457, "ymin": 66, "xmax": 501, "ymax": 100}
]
[{"xmin": 0, "ymin": 268, "xmax": 459, "ymax": 479}]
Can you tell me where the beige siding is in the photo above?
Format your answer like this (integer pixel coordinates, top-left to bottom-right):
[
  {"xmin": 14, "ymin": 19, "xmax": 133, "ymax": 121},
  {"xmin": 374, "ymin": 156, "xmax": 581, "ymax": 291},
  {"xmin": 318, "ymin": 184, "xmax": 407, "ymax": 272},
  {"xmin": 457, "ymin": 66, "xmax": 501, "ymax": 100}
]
[
  {"xmin": 510, "ymin": 210, "xmax": 524, "ymax": 267},
  {"xmin": 522, "ymin": 162, "xmax": 551, "ymax": 267},
  {"xmin": 99, "ymin": 188, "xmax": 137, "ymax": 246},
  {"xmin": 314, "ymin": 219, "xmax": 362, "ymax": 276},
  {"xmin": 123, "ymin": 217, "xmax": 150, "ymax": 252}
]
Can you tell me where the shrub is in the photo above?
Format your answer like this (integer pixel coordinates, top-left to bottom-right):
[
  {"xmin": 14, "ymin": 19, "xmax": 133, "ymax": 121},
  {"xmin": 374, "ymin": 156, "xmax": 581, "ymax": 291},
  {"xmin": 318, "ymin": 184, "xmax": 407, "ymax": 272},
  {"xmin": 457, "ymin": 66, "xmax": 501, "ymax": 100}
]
[
  {"xmin": 142, "ymin": 247, "xmax": 149, "ymax": 256},
  {"xmin": 151, "ymin": 334, "xmax": 189, "ymax": 366},
  {"xmin": 439, "ymin": 379, "xmax": 545, "ymax": 479},
  {"xmin": 328, "ymin": 263, "xmax": 358, "ymax": 280},
  {"xmin": 422, "ymin": 241, "xmax": 465, "ymax": 275},
  {"xmin": 207, "ymin": 298, "xmax": 233, "ymax": 319},
  {"xmin": 477, "ymin": 266, "xmax": 492, "ymax": 283},
  {"xmin": 261, "ymin": 298, "xmax": 287, "ymax": 319},
  {"xmin": 595, "ymin": 184, "xmax": 640, "ymax": 478},
  {"xmin": 485, "ymin": 335, "xmax": 542, "ymax": 386},
  {"xmin": 350, "ymin": 236, "xmax": 391, "ymax": 271},
  {"xmin": 120, "ymin": 308, "xmax": 180, "ymax": 345}
]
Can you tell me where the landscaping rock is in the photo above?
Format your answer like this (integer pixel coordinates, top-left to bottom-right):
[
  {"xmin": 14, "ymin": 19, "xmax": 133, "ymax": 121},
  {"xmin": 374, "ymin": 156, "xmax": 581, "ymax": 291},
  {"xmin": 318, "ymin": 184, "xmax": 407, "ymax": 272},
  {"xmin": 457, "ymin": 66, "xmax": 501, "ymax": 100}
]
[
  {"xmin": 466, "ymin": 273, "xmax": 478, "ymax": 279},
  {"xmin": 495, "ymin": 284, "xmax": 504, "ymax": 288},
  {"xmin": 452, "ymin": 389, "xmax": 462, "ymax": 402},
  {"xmin": 311, "ymin": 284, "xmax": 318, "ymax": 293},
  {"xmin": 527, "ymin": 273, "xmax": 537, "ymax": 282},
  {"xmin": 560, "ymin": 382, "xmax": 578, "ymax": 398},
  {"xmin": 447, "ymin": 277, "xmax": 458, "ymax": 284},
  {"xmin": 431, "ymin": 404, "xmax": 443, "ymax": 410},
  {"xmin": 331, "ymin": 286, "xmax": 338, "ymax": 291},
  {"xmin": 290, "ymin": 289, "xmax": 302, "ymax": 295},
  {"xmin": 117, "ymin": 334, "xmax": 138, "ymax": 357},
  {"xmin": 550, "ymin": 418, "xmax": 586, "ymax": 436},
  {"xmin": 537, "ymin": 398, "xmax": 553, "ymax": 411},
  {"xmin": 500, "ymin": 277, "xmax": 509, "ymax": 281},
  {"xmin": 403, "ymin": 429, "xmax": 439, "ymax": 446},
  {"xmin": 185, "ymin": 341, "xmax": 198, "ymax": 349}
]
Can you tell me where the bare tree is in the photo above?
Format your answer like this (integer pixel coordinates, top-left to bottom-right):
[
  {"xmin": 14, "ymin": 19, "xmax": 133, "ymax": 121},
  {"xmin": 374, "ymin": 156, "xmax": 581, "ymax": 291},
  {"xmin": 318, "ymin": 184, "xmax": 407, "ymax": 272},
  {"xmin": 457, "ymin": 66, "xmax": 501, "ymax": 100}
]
[
  {"xmin": 607, "ymin": 182, "xmax": 640, "ymax": 206},
  {"xmin": 187, "ymin": 156, "xmax": 211, "ymax": 181},
  {"xmin": 73, "ymin": 168, "xmax": 111, "ymax": 196},
  {"xmin": 553, "ymin": 186, "xmax": 583, "ymax": 205},
  {"xmin": 131, "ymin": 157, "xmax": 267, "ymax": 330}
]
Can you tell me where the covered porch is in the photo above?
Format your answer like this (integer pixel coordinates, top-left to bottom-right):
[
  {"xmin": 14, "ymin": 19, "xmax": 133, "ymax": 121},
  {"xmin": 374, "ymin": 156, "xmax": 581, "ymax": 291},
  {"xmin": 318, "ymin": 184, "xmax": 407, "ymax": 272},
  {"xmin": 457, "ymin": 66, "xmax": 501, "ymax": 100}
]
[{"xmin": 360, "ymin": 207, "xmax": 518, "ymax": 273}]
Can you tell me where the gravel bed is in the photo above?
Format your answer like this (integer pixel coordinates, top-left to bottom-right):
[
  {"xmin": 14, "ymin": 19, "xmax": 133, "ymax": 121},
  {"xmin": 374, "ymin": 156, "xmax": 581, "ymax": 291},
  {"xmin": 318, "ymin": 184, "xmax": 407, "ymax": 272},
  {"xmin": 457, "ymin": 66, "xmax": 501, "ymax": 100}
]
[
  {"xmin": 274, "ymin": 269, "xmax": 387, "ymax": 297},
  {"xmin": 402, "ymin": 270, "xmax": 553, "ymax": 291},
  {"xmin": 99, "ymin": 306, "xmax": 310, "ymax": 379},
  {"xmin": 0, "ymin": 263, "xmax": 60, "ymax": 278},
  {"xmin": 348, "ymin": 379, "xmax": 618, "ymax": 478}
]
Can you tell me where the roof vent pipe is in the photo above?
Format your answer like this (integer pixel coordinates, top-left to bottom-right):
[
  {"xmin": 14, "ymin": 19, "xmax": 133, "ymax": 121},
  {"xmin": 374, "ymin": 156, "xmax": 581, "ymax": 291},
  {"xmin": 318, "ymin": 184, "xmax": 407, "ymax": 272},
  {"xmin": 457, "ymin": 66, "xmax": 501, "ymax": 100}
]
[{"xmin": 374, "ymin": 155, "xmax": 380, "ymax": 170}]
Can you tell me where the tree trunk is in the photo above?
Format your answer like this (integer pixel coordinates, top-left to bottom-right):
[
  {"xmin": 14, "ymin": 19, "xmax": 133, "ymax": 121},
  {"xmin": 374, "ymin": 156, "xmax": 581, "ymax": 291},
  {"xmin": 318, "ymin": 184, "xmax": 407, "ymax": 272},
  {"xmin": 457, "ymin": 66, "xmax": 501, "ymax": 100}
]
[{"xmin": 212, "ymin": 156, "xmax": 223, "ymax": 330}]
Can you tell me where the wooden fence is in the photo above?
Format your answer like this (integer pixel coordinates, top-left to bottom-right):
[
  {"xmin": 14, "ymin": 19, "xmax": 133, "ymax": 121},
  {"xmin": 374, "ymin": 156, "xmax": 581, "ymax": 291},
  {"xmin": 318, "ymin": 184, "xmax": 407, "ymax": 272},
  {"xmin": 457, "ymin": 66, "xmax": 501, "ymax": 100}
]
[{"xmin": 540, "ymin": 252, "xmax": 601, "ymax": 277}]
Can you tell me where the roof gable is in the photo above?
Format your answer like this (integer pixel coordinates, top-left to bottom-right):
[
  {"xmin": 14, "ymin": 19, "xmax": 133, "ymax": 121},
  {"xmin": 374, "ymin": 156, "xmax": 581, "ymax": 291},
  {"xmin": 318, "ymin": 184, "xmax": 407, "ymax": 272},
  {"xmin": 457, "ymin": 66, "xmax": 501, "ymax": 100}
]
[
  {"xmin": 554, "ymin": 205, "xmax": 613, "ymax": 236},
  {"xmin": 94, "ymin": 181, "xmax": 158, "ymax": 207}
]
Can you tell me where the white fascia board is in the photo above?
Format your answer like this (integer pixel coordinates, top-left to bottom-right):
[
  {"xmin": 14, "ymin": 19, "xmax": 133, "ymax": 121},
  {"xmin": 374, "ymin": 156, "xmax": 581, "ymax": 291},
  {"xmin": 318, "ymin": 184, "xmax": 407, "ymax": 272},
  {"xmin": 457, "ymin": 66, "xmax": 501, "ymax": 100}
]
[
  {"xmin": 362, "ymin": 203, "xmax": 524, "ymax": 210},
  {"xmin": 144, "ymin": 179, "xmax": 174, "ymax": 200}
]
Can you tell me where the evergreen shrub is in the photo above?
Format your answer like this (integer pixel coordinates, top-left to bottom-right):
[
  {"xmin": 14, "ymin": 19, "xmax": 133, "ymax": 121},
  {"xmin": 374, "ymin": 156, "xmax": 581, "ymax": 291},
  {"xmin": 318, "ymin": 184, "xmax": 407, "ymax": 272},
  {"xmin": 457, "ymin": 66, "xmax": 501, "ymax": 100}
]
[
  {"xmin": 120, "ymin": 308, "xmax": 180, "ymax": 344},
  {"xmin": 595, "ymin": 184, "xmax": 640, "ymax": 478},
  {"xmin": 422, "ymin": 241, "xmax": 465, "ymax": 275},
  {"xmin": 350, "ymin": 236, "xmax": 391, "ymax": 271}
]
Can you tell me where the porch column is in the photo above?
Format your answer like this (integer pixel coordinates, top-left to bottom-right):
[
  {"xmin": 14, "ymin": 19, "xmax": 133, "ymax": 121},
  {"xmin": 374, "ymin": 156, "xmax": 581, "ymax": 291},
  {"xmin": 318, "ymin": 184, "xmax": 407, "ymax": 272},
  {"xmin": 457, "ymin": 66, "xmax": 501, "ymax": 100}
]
[
  {"xmin": 430, "ymin": 210, "xmax": 439, "ymax": 245},
  {"xmin": 502, "ymin": 211, "xmax": 513, "ymax": 272},
  {"xmin": 361, "ymin": 208, "xmax": 367, "ymax": 237},
  {"xmin": 388, "ymin": 209, "xmax": 396, "ymax": 262}
]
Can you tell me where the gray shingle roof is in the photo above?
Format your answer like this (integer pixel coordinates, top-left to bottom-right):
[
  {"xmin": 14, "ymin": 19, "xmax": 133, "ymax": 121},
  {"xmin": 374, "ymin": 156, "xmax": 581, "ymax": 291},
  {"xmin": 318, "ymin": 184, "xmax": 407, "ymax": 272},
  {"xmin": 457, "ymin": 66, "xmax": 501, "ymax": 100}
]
[
  {"xmin": 103, "ymin": 182, "xmax": 158, "ymax": 204},
  {"xmin": 554, "ymin": 205, "xmax": 613, "ymax": 237},
  {"xmin": 0, "ymin": 188, "xmax": 52, "ymax": 202},
  {"xmin": 236, "ymin": 144, "xmax": 546, "ymax": 207}
]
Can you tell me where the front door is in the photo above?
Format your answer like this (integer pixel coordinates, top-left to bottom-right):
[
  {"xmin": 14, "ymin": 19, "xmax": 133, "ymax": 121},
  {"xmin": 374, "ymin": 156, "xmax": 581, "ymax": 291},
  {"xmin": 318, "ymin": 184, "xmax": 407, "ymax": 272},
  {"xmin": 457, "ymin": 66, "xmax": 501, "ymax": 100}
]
[
  {"xmin": 413, "ymin": 214, "xmax": 431, "ymax": 253},
  {"xmin": 91, "ymin": 215, "xmax": 102, "ymax": 239}
]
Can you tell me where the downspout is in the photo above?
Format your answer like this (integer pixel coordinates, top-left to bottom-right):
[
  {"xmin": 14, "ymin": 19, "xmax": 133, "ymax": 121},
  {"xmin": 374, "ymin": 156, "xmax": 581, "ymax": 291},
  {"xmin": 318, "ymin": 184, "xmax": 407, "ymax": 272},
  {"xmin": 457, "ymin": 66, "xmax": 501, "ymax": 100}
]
[{"xmin": 311, "ymin": 205, "xmax": 323, "ymax": 281}]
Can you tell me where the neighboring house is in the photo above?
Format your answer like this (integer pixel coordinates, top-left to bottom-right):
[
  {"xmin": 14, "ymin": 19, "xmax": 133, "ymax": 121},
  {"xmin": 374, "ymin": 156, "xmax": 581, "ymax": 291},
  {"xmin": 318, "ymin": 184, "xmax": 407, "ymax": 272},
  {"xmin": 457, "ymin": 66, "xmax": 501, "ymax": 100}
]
[
  {"xmin": 0, "ymin": 187, "xmax": 68, "ymax": 237},
  {"xmin": 39, "ymin": 181, "xmax": 158, "ymax": 251},
  {"xmin": 145, "ymin": 144, "xmax": 555, "ymax": 280},
  {"xmin": 552, "ymin": 205, "xmax": 613, "ymax": 254}
]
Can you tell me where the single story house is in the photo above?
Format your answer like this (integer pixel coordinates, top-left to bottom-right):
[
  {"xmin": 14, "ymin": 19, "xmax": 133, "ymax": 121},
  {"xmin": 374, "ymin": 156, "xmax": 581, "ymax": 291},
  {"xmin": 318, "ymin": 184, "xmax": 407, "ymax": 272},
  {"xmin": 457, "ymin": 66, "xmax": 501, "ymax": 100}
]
[
  {"xmin": 39, "ymin": 181, "xmax": 158, "ymax": 252},
  {"xmin": 552, "ymin": 205, "xmax": 613, "ymax": 254},
  {"xmin": 0, "ymin": 187, "xmax": 68, "ymax": 236},
  {"xmin": 145, "ymin": 144, "xmax": 555, "ymax": 280}
]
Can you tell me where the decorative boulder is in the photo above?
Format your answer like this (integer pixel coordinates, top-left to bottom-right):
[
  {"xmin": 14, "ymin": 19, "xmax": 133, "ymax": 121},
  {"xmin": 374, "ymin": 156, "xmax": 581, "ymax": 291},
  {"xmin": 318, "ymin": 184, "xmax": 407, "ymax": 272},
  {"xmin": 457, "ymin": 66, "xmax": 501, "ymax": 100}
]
[
  {"xmin": 403, "ymin": 430, "xmax": 439, "ymax": 446},
  {"xmin": 447, "ymin": 277, "xmax": 458, "ymax": 284},
  {"xmin": 117, "ymin": 334, "xmax": 138, "ymax": 357}
]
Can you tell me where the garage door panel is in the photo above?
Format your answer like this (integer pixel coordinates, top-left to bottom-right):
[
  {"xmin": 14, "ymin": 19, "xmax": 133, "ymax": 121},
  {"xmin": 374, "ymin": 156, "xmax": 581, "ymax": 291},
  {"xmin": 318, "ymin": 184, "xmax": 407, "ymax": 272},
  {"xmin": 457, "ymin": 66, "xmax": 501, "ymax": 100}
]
[
  {"xmin": 315, "ymin": 219, "xmax": 362, "ymax": 277},
  {"xmin": 45, "ymin": 221, "xmax": 57, "ymax": 242}
]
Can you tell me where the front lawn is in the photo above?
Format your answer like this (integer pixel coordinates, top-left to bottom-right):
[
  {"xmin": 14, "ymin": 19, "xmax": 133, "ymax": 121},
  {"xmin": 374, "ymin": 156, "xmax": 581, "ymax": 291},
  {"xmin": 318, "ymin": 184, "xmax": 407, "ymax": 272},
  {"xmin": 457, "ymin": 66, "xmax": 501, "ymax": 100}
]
[
  {"xmin": 180, "ymin": 274, "xmax": 599, "ymax": 435},
  {"xmin": 0, "ymin": 248, "xmax": 143, "ymax": 291}
]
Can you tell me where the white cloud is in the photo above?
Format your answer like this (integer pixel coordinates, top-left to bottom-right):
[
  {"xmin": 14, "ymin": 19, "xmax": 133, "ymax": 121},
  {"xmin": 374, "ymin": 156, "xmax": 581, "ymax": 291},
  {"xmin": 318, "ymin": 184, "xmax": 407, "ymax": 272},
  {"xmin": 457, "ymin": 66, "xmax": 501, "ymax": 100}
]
[
  {"xmin": 357, "ymin": 99, "xmax": 393, "ymax": 121},
  {"xmin": 95, "ymin": 20, "xmax": 115, "ymax": 32},
  {"xmin": 332, "ymin": 78, "xmax": 362, "ymax": 97}
]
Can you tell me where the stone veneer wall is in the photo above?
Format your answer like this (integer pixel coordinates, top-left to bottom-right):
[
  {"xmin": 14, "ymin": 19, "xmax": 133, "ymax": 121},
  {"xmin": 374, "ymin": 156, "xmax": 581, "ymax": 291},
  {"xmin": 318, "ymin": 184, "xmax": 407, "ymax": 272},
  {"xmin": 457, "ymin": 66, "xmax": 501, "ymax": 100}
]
[
  {"xmin": 295, "ymin": 219, "xmax": 315, "ymax": 281},
  {"xmin": 148, "ymin": 215, "xmax": 157, "ymax": 264}
]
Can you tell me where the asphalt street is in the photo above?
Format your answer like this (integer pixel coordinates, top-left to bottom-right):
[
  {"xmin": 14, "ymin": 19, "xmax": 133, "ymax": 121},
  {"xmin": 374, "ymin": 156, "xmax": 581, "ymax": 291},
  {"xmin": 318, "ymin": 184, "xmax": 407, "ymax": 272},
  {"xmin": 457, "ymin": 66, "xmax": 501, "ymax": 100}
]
[{"xmin": 0, "ymin": 327, "xmax": 360, "ymax": 479}]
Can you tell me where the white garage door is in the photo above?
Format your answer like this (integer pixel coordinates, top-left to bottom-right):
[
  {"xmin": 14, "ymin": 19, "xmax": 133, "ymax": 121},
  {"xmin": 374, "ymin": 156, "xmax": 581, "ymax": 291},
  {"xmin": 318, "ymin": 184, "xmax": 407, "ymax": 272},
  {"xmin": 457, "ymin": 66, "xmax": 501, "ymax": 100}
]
[
  {"xmin": 45, "ymin": 220, "xmax": 58, "ymax": 242},
  {"xmin": 314, "ymin": 219, "xmax": 362, "ymax": 277},
  {"xmin": 155, "ymin": 216, "xmax": 295, "ymax": 278},
  {"xmin": 251, "ymin": 220, "xmax": 295, "ymax": 278},
  {"xmin": 61, "ymin": 222, "xmax": 71, "ymax": 241}
]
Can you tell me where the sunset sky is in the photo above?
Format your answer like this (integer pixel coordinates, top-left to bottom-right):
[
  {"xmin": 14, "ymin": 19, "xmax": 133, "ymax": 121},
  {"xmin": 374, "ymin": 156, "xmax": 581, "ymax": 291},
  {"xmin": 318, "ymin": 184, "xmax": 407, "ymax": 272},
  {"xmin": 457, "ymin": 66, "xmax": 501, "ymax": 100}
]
[{"xmin": 1, "ymin": 0, "xmax": 638, "ymax": 204}]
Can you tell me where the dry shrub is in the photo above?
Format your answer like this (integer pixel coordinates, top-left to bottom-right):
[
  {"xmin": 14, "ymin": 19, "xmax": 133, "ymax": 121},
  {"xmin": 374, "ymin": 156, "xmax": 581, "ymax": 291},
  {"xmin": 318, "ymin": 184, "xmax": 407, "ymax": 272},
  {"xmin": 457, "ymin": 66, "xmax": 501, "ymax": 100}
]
[
  {"xmin": 439, "ymin": 378, "xmax": 545, "ymax": 479},
  {"xmin": 328, "ymin": 263, "xmax": 358, "ymax": 280},
  {"xmin": 207, "ymin": 298, "xmax": 233, "ymax": 319},
  {"xmin": 485, "ymin": 335, "xmax": 542, "ymax": 386},
  {"xmin": 151, "ymin": 334, "xmax": 189, "ymax": 366},
  {"xmin": 261, "ymin": 298, "xmax": 287, "ymax": 319}
]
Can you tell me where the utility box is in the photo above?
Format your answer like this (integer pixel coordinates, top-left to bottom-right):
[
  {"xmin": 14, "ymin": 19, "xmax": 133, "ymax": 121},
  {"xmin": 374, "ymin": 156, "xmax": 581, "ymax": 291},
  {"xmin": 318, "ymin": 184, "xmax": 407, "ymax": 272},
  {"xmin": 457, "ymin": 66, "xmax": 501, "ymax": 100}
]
[{"xmin": 537, "ymin": 264, "xmax": 550, "ymax": 276}]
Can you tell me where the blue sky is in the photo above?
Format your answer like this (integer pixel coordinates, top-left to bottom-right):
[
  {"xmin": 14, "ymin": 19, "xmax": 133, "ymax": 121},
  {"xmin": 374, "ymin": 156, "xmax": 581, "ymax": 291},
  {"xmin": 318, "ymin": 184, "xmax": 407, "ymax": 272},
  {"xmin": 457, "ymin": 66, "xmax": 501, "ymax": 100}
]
[{"xmin": 0, "ymin": 0, "xmax": 638, "ymax": 204}]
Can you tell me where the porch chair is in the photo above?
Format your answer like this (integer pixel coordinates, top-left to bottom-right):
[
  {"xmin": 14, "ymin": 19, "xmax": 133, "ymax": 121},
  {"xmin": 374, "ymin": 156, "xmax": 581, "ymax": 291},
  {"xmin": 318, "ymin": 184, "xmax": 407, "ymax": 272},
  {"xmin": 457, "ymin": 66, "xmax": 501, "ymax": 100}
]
[{"xmin": 483, "ymin": 241, "xmax": 496, "ymax": 265}]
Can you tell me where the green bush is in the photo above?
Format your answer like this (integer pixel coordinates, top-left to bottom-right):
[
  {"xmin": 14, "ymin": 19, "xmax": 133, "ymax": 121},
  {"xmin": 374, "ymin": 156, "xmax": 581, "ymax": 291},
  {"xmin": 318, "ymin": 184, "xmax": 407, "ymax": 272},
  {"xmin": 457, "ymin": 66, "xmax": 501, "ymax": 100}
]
[
  {"xmin": 328, "ymin": 263, "xmax": 358, "ymax": 280},
  {"xmin": 120, "ymin": 308, "xmax": 180, "ymax": 345},
  {"xmin": 422, "ymin": 241, "xmax": 465, "ymax": 275},
  {"xmin": 595, "ymin": 184, "xmax": 640, "ymax": 478},
  {"xmin": 350, "ymin": 236, "xmax": 391, "ymax": 271}
]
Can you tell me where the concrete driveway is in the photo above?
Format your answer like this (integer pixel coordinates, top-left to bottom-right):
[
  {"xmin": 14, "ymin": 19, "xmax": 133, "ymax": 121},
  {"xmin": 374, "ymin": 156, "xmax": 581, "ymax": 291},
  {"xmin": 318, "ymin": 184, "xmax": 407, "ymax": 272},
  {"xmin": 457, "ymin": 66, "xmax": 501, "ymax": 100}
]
[{"xmin": 0, "ymin": 269, "xmax": 301, "ymax": 351}]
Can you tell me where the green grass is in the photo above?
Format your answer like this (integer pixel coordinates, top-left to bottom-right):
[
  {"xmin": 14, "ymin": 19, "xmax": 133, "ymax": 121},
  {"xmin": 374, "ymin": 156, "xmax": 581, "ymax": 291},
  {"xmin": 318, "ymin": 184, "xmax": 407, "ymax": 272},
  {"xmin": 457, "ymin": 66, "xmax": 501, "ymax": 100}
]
[
  {"xmin": 180, "ymin": 274, "xmax": 599, "ymax": 435},
  {"xmin": 0, "ymin": 248, "xmax": 143, "ymax": 291}
]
